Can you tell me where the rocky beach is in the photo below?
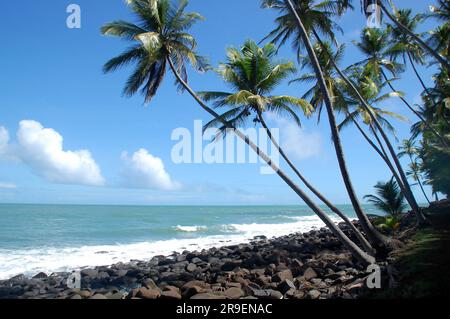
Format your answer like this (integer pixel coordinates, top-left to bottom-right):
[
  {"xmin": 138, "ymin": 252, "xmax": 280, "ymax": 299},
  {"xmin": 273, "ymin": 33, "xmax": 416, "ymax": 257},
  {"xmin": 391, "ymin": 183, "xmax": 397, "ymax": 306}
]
[{"xmin": 0, "ymin": 221, "xmax": 376, "ymax": 300}]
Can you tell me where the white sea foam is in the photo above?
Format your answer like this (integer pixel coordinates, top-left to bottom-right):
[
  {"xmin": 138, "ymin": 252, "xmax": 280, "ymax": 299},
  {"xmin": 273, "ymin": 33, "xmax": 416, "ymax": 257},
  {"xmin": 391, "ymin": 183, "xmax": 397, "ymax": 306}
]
[
  {"xmin": 175, "ymin": 225, "xmax": 207, "ymax": 232},
  {"xmin": 0, "ymin": 214, "xmax": 342, "ymax": 280}
]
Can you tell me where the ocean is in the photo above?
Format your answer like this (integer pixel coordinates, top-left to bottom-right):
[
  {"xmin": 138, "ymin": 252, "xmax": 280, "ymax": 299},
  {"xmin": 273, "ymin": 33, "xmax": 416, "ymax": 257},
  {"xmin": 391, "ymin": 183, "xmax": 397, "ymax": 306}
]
[{"xmin": 0, "ymin": 204, "xmax": 382, "ymax": 280}]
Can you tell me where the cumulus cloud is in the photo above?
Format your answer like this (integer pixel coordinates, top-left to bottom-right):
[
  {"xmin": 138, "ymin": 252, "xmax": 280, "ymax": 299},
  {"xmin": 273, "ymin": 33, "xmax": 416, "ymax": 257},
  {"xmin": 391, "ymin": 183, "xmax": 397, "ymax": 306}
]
[
  {"xmin": 121, "ymin": 149, "xmax": 181, "ymax": 191},
  {"xmin": 1, "ymin": 120, "xmax": 104, "ymax": 186},
  {"xmin": 268, "ymin": 116, "xmax": 322, "ymax": 161}
]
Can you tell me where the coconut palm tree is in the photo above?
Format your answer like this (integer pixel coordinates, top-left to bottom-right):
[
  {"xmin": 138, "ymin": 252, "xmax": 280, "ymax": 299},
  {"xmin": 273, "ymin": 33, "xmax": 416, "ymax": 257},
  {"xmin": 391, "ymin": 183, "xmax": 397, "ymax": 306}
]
[
  {"xmin": 364, "ymin": 177, "xmax": 407, "ymax": 218},
  {"xmin": 263, "ymin": 0, "xmax": 390, "ymax": 248},
  {"xmin": 407, "ymin": 161, "xmax": 431, "ymax": 205},
  {"xmin": 398, "ymin": 138, "xmax": 432, "ymax": 204},
  {"xmin": 352, "ymin": 27, "xmax": 440, "ymax": 138},
  {"xmin": 386, "ymin": 9, "xmax": 429, "ymax": 93},
  {"xmin": 102, "ymin": 0, "xmax": 375, "ymax": 264},
  {"xmin": 200, "ymin": 40, "xmax": 374, "ymax": 253},
  {"xmin": 373, "ymin": 0, "xmax": 450, "ymax": 71}
]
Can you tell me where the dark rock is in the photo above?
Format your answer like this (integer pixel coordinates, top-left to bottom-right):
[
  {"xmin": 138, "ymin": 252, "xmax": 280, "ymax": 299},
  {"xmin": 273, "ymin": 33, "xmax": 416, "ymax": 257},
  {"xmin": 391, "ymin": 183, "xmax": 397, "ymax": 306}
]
[
  {"xmin": 221, "ymin": 261, "xmax": 242, "ymax": 271},
  {"xmin": 81, "ymin": 269, "xmax": 98, "ymax": 277},
  {"xmin": 32, "ymin": 272, "xmax": 48, "ymax": 279},
  {"xmin": 272, "ymin": 269, "xmax": 293, "ymax": 283},
  {"xmin": 278, "ymin": 279, "xmax": 296, "ymax": 294},
  {"xmin": 186, "ymin": 263, "xmax": 197, "ymax": 272}
]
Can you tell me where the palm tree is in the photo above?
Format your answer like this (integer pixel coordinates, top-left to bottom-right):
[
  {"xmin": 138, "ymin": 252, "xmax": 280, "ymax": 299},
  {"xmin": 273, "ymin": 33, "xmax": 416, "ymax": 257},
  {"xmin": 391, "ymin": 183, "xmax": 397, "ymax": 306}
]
[
  {"xmin": 373, "ymin": 0, "xmax": 450, "ymax": 71},
  {"xmin": 386, "ymin": 9, "xmax": 428, "ymax": 93},
  {"xmin": 263, "ymin": 0, "xmax": 390, "ymax": 249},
  {"xmin": 102, "ymin": 0, "xmax": 375, "ymax": 264},
  {"xmin": 398, "ymin": 138, "xmax": 431, "ymax": 204},
  {"xmin": 296, "ymin": 20, "xmax": 428, "ymax": 226},
  {"xmin": 353, "ymin": 27, "xmax": 439, "ymax": 136},
  {"xmin": 407, "ymin": 161, "xmax": 431, "ymax": 205},
  {"xmin": 200, "ymin": 40, "xmax": 374, "ymax": 253},
  {"xmin": 331, "ymin": 67, "xmax": 426, "ymax": 225},
  {"xmin": 364, "ymin": 177, "xmax": 407, "ymax": 218}
]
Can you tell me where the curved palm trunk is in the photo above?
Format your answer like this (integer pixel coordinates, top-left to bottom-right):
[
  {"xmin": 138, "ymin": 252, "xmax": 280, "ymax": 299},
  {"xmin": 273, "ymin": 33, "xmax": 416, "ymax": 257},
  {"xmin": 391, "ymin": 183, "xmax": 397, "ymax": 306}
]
[
  {"xmin": 167, "ymin": 56, "xmax": 375, "ymax": 265},
  {"xmin": 377, "ymin": 1, "xmax": 450, "ymax": 72},
  {"xmin": 380, "ymin": 69, "xmax": 447, "ymax": 147},
  {"xmin": 350, "ymin": 113, "xmax": 423, "ymax": 218},
  {"xmin": 407, "ymin": 52, "xmax": 431, "ymax": 96},
  {"xmin": 284, "ymin": 0, "xmax": 389, "ymax": 248},
  {"xmin": 257, "ymin": 112, "xmax": 375, "ymax": 254},
  {"xmin": 407, "ymin": 155, "xmax": 432, "ymax": 205},
  {"xmin": 310, "ymin": 28, "xmax": 427, "ymax": 226},
  {"xmin": 348, "ymin": 114, "xmax": 408, "ymax": 198},
  {"xmin": 406, "ymin": 52, "xmax": 448, "ymax": 147}
]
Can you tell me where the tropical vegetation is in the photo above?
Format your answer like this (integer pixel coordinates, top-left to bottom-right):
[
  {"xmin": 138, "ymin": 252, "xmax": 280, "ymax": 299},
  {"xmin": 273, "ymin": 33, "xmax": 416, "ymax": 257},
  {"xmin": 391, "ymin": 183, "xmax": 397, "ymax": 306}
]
[{"xmin": 101, "ymin": 0, "xmax": 449, "ymax": 266}]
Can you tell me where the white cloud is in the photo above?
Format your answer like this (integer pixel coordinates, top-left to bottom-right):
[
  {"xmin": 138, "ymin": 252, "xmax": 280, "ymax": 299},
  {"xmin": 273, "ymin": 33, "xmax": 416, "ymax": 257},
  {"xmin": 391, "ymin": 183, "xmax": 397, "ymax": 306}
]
[
  {"xmin": 0, "ymin": 182, "xmax": 17, "ymax": 189},
  {"xmin": 121, "ymin": 149, "xmax": 181, "ymax": 191},
  {"xmin": 4, "ymin": 120, "xmax": 105, "ymax": 186},
  {"xmin": 268, "ymin": 116, "xmax": 322, "ymax": 161},
  {"xmin": 0, "ymin": 126, "xmax": 9, "ymax": 156}
]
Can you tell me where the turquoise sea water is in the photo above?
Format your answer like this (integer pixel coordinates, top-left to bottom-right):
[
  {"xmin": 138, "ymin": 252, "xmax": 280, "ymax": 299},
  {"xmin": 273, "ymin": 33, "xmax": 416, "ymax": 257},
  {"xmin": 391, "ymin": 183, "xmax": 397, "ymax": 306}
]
[{"xmin": 0, "ymin": 204, "xmax": 382, "ymax": 279}]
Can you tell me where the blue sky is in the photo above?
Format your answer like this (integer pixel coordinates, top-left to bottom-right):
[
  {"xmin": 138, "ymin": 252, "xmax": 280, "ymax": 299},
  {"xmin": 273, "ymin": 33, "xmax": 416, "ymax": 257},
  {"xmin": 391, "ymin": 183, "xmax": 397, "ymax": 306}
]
[{"xmin": 0, "ymin": 0, "xmax": 440, "ymax": 205}]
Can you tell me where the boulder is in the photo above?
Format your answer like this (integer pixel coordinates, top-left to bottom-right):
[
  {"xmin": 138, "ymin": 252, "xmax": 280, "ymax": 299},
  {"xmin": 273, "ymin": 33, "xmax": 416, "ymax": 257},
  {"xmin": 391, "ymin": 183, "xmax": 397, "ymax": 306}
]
[
  {"xmin": 224, "ymin": 287, "xmax": 244, "ymax": 299},
  {"xmin": 272, "ymin": 270, "xmax": 293, "ymax": 283},
  {"xmin": 161, "ymin": 290, "xmax": 182, "ymax": 300},
  {"xmin": 303, "ymin": 267, "xmax": 318, "ymax": 281},
  {"xmin": 136, "ymin": 287, "xmax": 161, "ymax": 299}
]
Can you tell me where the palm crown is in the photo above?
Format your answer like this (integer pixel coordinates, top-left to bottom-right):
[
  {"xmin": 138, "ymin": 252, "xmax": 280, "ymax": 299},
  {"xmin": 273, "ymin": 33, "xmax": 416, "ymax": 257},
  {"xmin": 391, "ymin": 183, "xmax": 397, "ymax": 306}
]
[
  {"xmin": 199, "ymin": 40, "xmax": 312, "ymax": 132},
  {"xmin": 338, "ymin": 72, "xmax": 407, "ymax": 136},
  {"xmin": 364, "ymin": 177, "xmax": 407, "ymax": 217},
  {"xmin": 261, "ymin": 0, "xmax": 352, "ymax": 55},
  {"xmin": 101, "ymin": 0, "xmax": 207, "ymax": 103},
  {"xmin": 386, "ymin": 9, "xmax": 426, "ymax": 65},
  {"xmin": 353, "ymin": 27, "xmax": 405, "ymax": 83}
]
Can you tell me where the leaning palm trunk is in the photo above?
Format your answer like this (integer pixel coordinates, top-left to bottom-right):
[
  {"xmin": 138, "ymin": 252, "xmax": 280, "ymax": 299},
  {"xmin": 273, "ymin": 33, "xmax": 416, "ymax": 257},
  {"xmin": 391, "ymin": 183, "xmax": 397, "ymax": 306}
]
[
  {"xmin": 166, "ymin": 56, "xmax": 376, "ymax": 265},
  {"xmin": 349, "ymin": 110, "xmax": 424, "ymax": 224},
  {"xmin": 377, "ymin": 1, "xmax": 450, "ymax": 72},
  {"xmin": 407, "ymin": 154, "xmax": 432, "ymax": 205},
  {"xmin": 380, "ymin": 69, "xmax": 447, "ymax": 147},
  {"xmin": 284, "ymin": 0, "xmax": 389, "ymax": 248},
  {"xmin": 347, "ymin": 112, "xmax": 410, "ymax": 203},
  {"xmin": 407, "ymin": 52, "xmax": 432, "ymax": 97},
  {"xmin": 309, "ymin": 29, "xmax": 427, "ymax": 226},
  {"xmin": 257, "ymin": 112, "xmax": 375, "ymax": 254}
]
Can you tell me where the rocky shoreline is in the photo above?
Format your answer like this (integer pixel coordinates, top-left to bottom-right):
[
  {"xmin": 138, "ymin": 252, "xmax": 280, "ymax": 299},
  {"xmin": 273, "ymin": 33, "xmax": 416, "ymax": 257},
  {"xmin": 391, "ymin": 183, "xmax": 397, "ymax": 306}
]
[{"xmin": 0, "ymin": 222, "xmax": 375, "ymax": 300}]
